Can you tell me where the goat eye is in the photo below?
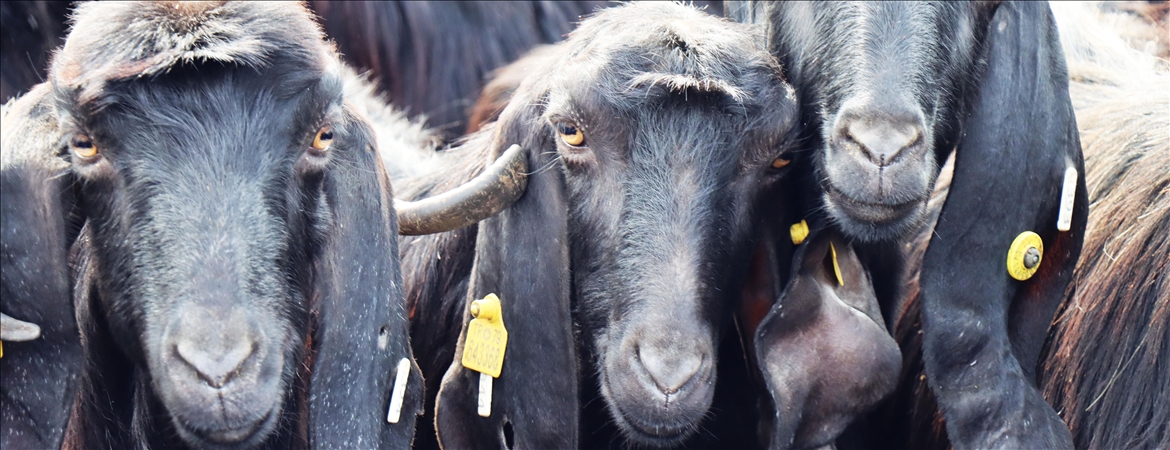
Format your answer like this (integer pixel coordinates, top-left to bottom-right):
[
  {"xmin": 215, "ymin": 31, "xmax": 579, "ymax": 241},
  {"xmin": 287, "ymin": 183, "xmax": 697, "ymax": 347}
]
[
  {"xmin": 312, "ymin": 126, "xmax": 334, "ymax": 152},
  {"xmin": 556, "ymin": 122, "xmax": 585, "ymax": 147},
  {"xmin": 771, "ymin": 156, "xmax": 792, "ymax": 169},
  {"xmin": 71, "ymin": 135, "xmax": 99, "ymax": 159}
]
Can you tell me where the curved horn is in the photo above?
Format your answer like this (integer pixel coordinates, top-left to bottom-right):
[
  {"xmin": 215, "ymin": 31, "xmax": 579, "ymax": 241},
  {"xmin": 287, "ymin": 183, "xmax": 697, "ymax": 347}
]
[
  {"xmin": 396, "ymin": 144, "xmax": 528, "ymax": 235},
  {"xmin": 1, "ymin": 313, "xmax": 41, "ymax": 342}
]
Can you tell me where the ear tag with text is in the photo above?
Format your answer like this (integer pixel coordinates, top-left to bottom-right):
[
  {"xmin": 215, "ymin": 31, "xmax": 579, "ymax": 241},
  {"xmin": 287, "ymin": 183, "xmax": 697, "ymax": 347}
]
[
  {"xmin": 386, "ymin": 358, "xmax": 411, "ymax": 424},
  {"xmin": 461, "ymin": 294, "xmax": 508, "ymax": 417},
  {"xmin": 829, "ymin": 241, "xmax": 844, "ymax": 286},
  {"xmin": 790, "ymin": 220, "xmax": 809, "ymax": 245},
  {"xmin": 1057, "ymin": 166, "xmax": 1077, "ymax": 232},
  {"xmin": 1007, "ymin": 231, "xmax": 1044, "ymax": 281}
]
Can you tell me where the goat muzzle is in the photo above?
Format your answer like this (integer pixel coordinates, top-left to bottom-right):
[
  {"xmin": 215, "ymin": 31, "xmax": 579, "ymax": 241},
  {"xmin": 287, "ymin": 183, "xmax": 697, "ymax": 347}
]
[{"xmin": 396, "ymin": 144, "xmax": 527, "ymax": 235}]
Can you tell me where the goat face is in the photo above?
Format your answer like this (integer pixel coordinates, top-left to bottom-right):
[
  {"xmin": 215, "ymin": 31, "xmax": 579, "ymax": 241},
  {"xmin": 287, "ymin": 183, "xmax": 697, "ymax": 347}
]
[
  {"xmin": 500, "ymin": 4, "xmax": 798, "ymax": 444},
  {"xmin": 75, "ymin": 68, "xmax": 339, "ymax": 447},
  {"xmin": 48, "ymin": 3, "xmax": 351, "ymax": 447},
  {"xmin": 757, "ymin": 2, "xmax": 983, "ymax": 241}
]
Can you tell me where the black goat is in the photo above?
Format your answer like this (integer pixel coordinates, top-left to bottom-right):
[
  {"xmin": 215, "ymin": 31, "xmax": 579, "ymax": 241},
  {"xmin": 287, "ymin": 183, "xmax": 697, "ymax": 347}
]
[
  {"xmin": 729, "ymin": 2, "xmax": 1089, "ymax": 448},
  {"xmin": 390, "ymin": 3, "xmax": 798, "ymax": 448},
  {"xmin": 0, "ymin": 2, "xmax": 523, "ymax": 449}
]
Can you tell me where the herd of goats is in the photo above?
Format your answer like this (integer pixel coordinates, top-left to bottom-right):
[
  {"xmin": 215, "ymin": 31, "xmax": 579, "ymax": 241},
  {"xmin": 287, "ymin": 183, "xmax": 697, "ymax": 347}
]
[{"xmin": 0, "ymin": 1, "xmax": 1166, "ymax": 449}]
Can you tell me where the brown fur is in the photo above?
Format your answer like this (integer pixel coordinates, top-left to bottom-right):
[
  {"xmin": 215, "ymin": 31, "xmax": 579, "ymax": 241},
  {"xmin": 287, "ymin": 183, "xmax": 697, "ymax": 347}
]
[{"xmin": 1037, "ymin": 56, "xmax": 1170, "ymax": 450}]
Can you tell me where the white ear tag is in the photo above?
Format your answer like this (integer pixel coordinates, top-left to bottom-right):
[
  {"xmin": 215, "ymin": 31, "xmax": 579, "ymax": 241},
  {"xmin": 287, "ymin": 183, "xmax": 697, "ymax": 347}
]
[
  {"xmin": 477, "ymin": 372, "xmax": 493, "ymax": 417},
  {"xmin": 1057, "ymin": 166, "xmax": 1077, "ymax": 232},
  {"xmin": 386, "ymin": 358, "xmax": 411, "ymax": 424}
]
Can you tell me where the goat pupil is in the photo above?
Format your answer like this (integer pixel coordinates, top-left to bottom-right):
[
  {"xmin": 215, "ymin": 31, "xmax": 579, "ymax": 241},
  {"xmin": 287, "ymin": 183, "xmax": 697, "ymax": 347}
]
[
  {"xmin": 557, "ymin": 124, "xmax": 577, "ymax": 135},
  {"xmin": 73, "ymin": 138, "xmax": 92, "ymax": 148},
  {"xmin": 320, "ymin": 131, "xmax": 333, "ymax": 141}
]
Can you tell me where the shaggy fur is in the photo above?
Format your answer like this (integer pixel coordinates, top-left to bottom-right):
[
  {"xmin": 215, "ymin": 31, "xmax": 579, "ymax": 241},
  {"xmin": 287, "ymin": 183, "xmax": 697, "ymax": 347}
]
[
  {"xmin": 1040, "ymin": 3, "xmax": 1170, "ymax": 449},
  {"xmin": 306, "ymin": 1, "xmax": 607, "ymax": 140},
  {"xmin": 2, "ymin": 2, "xmax": 423, "ymax": 448},
  {"xmin": 312, "ymin": 1, "xmax": 726, "ymax": 140},
  {"xmin": 389, "ymin": 3, "xmax": 798, "ymax": 448}
]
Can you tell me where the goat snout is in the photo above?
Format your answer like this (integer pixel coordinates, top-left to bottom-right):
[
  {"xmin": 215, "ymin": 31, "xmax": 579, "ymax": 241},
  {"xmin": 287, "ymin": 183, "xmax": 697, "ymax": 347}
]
[
  {"xmin": 822, "ymin": 99, "xmax": 935, "ymax": 240},
  {"xmin": 833, "ymin": 102, "xmax": 925, "ymax": 167},
  {"xmin": 837, "ymin": 107, "xmax": 926, "ymax": 165},
  {"xmin": 175, "ymin": 336, "xmax": 255, "ymax": 389},
  {"xmin": 636, "ymin": 341, "xmax": 703, "ymax": 395},
  {"xmin": 157, "ymin": 304, "xmax": 285, "ymax": 447},
  {"xmin": 604, "ymin": 322, "xmax": 715, "ymax": 445},
  {"xmin": 168, "ymin": 307, "xmax": 262, "ymax": 391}
]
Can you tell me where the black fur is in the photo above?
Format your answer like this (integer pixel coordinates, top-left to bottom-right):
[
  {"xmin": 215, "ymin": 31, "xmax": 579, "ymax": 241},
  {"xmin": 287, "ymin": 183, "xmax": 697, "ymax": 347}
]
[
  {"xmin": 729, "ymin": 1, "xmax": 1089, "ymax": 448},
  {"xmin": 2, "ymin": 2, "xmax": 422, "ymax": 448},
  {"xmin": 0, "ymin": 83, "xmax": 83, "ymax": 450},
  {"xmin": 0, "ymin": 1, "xmax": 69, "ymax": 102},
  {"xmin": 311, "ymin": 0, "xmax": 608, "ymax": 141},
  {"xmin": 391, "ymin": 3, "xmax": 798, "ymax": 448}
]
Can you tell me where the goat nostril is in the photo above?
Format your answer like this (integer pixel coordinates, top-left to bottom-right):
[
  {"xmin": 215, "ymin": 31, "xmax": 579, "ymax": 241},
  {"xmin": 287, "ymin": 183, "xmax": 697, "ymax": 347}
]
[
  {"xmin": 175, "ymin": 339, "xmax": 255, "ymax": 389},
  {"xmin": 636, "ymin": 344, "xmax": 703, "ymax": 395},
  {"xmin": 839, "ymin": 114, "xmax": 924, "ymax": 167}
]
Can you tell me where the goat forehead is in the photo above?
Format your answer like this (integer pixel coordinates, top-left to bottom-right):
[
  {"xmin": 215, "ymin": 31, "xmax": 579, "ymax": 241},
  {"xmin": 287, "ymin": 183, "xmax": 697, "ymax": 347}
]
[
  {"xmin": 628, "ymin": 112, "xmax": 739, "ymax": 163},
  {"xmin": 103, "ymin": 77, "xmax": 313, "ymax": 174},
  {"xmin": 560, "ymin": 3, "xmax": 779, "ymax": 109}
]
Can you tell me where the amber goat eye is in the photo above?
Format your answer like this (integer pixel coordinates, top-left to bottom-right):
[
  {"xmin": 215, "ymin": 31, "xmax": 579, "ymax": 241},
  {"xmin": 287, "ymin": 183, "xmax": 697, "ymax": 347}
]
[
  {"xmin": 312, "ymin": 126, "xmax": 334, "ymax": 152},
  {"xmin": 71, "ymin": 135, "xmax": 99, "ymax": 158},
  {"xmin": 556, "ymin": 122, "xmax": 585, "ymax": 147},
  {"xmin": 771, "ymin": 157, "xmax": 791, "ymax": 169}
]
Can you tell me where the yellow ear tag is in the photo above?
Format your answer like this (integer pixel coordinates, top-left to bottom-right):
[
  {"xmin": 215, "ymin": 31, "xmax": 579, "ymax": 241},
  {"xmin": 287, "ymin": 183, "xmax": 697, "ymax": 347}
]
[
  {"xmin": 829, "ymin": 241, "xmax": 844, "ymax": 286},
  {"xmin": 462, "ymin": 294, "xmax": 508, "ymax": 377},
  {"xmin": 462, "ymin": 294, "xmax": 508, "ymax": 417},
  {"xmin": 790, "ymin": 220, "xmax": 809, "ymax": 245},
  {"xmin": 1006, "ymin": 231, "xmax": 1044, "ymax": 281}
]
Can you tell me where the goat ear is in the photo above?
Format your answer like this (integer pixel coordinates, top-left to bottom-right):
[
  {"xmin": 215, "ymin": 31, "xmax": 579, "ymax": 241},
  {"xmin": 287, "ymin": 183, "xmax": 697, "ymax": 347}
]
[
  {"xmin": 752, "ymin": 229, "xmax": 900, "ymax": 449},
  {"xmin": 308, "ymin": 104, "xmax": 422, "ymax": 447},
  {"xmin": 918, "ymin": 2, "xmax": 1087, "ymax": 446},
  {"xmin": 435, "ymin": 99, "xmax": 577, "ymax": 449},
  {"xmin": 0, "ymin": 83, "xmax": 84, "ymax": 449}
]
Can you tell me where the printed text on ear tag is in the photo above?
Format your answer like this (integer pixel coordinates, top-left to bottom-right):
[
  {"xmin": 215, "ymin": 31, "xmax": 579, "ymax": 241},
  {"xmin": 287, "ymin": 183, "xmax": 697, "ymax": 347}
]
[
  {"xmin": 829, "ymin": 242, "xmax": 844, "ymax": 286},
  {"xmin": 1007, "ymin": 231, "xmax": 1044, "ymax": 281},
  {"xmin": 461, "ymin": 294, "xmax": 508, "ymax": 417},
  {"xmin": 462, "ymin": 294, "xmax": 508, "ymax": 377}
]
